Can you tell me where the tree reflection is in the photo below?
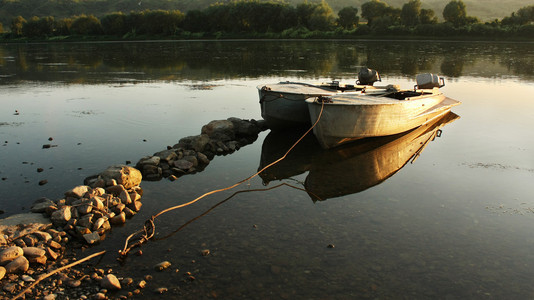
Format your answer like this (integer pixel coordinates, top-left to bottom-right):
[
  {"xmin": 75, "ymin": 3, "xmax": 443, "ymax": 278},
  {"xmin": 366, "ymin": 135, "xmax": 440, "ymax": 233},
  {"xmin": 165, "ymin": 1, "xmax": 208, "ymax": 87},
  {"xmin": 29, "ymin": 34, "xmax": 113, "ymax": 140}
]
[{"xmin": 0, "ymin": 41, "xmax": 533, "ymax": 85}]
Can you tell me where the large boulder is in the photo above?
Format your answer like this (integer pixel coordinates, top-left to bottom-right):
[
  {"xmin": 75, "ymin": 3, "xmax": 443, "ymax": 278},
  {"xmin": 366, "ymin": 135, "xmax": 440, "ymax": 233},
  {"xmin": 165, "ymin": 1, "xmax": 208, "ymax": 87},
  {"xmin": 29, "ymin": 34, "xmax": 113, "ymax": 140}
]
[
  {"xmin": 99, "ymin": 165, "xmax": 142, "ymax": 189},
  {"xmin": 201, "ymin": 120, "xmax": 235, "ymax": 142}
]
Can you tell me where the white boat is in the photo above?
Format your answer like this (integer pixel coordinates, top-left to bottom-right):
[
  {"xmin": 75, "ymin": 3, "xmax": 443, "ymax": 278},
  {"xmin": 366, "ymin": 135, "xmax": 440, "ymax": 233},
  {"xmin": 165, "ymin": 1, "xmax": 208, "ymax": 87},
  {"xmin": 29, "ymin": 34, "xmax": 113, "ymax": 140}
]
[
  {"xmin": 257, "ymin": 68, "xmax": 381, "ymax": 130},
  {"xmin": 306, "ymin": 74, "xmax": 461, "ymax": 149}
]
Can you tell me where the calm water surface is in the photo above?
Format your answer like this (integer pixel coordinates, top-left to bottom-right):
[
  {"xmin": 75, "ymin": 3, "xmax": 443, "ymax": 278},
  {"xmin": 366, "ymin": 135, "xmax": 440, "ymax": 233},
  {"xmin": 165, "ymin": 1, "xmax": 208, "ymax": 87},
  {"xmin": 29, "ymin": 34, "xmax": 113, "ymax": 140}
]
[{"xmin": 1, "ymin": 40, "xmax": 534, "ymax": 299}]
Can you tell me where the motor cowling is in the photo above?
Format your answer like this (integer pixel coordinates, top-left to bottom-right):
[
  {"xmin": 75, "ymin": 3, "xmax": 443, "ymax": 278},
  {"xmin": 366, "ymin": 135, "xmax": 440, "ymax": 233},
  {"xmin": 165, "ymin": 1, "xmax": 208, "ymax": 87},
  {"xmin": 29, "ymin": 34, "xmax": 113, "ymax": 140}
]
[
  {"xmin": 357, "ymin": 68, "xmax": 381, "ymax": 86},
  {"xmin": 416, "ymin": 73, "xmax": 445, "ymax": 89}
]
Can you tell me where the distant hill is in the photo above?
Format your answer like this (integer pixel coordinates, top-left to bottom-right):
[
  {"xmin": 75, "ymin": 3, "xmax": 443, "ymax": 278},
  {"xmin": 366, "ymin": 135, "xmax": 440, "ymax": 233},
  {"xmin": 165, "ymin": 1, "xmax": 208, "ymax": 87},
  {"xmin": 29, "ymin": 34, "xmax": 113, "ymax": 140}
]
[{"xmin": 0, "ymin": 0, "xmax": 527, "ymax": 28}]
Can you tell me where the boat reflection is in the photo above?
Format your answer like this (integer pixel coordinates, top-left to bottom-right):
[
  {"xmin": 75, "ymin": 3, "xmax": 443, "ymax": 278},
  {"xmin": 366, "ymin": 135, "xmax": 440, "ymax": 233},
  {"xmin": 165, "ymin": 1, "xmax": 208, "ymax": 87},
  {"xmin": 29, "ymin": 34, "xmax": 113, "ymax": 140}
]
[{"xmin": 259, "ymin": 112, "xmax": 460, "ymax": 201}]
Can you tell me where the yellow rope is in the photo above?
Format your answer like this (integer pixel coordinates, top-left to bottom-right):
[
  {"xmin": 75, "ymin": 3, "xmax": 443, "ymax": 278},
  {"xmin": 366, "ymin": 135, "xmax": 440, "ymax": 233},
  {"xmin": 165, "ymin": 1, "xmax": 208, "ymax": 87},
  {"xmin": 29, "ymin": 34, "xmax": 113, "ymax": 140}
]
[
  {"xmin": 11, "ymin": 250, "xmax": 106, "ymax": 300},
  {"xmin": 119, "ymin": 101, "xmax": 326, "ymax": 256}
]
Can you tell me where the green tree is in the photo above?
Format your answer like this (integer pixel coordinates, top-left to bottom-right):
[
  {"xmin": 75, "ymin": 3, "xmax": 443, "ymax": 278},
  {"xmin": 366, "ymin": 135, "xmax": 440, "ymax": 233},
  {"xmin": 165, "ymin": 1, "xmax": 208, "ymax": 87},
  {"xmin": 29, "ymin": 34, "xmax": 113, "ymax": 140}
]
[
  {"xmin": 361, "ymin": 0, "xmax": 388, "ymax": 26},
  {"xmin": 11, "ymin": 16, "xmax": 26, "ymax": 36},
  {"xmin": 56, "ymin": 18, "xmax": 73, "ymax": 35},
  {"xmin": 183, "ymin": 10, "xmax": 206, "ymax": 33},
  {"xmin": 101, "ymin": 12, "xmax": 127, "ymax": 36},
  {"xmin": 337, "ymin": 6, "xmax": 359, "ymax": 29},
  {"xmin": 443, "ymin": 0, "xmax": 467, "ymax": 27},
  {"xmin": 23, "ymin": 16, "xmax": 56, "ymax": 37},
  {"xmin": 308, "ymin": 0, "xmax": 336, "ymax": 31},
  {"xmin": 295, "ymin": 1, "xmax": 335, "ymax": 31},
  {"xmin": 70, "ymin": 15, "xmax": 102, "ymax": 35},
  {"xmin": 420, "ymin": 8, "xmax": 438, "ymax": 24},
  {"xmin": 502, "ymin": 5, "xmax": 534, "ymax": 25},
  {"xmin": 400, "ymin": 0, "xmax": 421, "ymax": 26}
]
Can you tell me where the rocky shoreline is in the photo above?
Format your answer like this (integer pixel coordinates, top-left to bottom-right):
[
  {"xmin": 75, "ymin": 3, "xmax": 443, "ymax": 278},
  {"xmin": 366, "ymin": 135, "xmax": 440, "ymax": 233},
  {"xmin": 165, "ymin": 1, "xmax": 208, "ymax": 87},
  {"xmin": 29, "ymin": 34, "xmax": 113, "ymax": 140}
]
[{"xmin": 0, "ymin": 118, "xmax": 267, "ymax": 299}]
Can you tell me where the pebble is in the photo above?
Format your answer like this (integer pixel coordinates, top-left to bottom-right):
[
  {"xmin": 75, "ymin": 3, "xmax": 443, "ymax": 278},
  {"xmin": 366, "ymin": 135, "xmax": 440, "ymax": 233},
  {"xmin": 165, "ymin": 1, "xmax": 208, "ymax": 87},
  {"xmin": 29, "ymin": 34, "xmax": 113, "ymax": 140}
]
[
  {"xmin": 154, "ymin": 287, "xmax": 168, "ymax": 294},
  {"xmin": 100, "ymin": 274, "xmax": 121, "ymax": 290},
  {"xmin": 154, "ymin": 261, "xmax": 172, "ymax": 271}
]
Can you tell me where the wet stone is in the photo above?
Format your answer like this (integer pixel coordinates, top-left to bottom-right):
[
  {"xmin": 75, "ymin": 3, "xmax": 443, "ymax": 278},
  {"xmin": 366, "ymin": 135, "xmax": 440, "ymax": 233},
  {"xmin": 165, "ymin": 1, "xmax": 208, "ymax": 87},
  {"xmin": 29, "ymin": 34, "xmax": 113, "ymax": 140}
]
[{"xmin": 100, "ymin": 274, "xmax": 121, "ymax": 290}]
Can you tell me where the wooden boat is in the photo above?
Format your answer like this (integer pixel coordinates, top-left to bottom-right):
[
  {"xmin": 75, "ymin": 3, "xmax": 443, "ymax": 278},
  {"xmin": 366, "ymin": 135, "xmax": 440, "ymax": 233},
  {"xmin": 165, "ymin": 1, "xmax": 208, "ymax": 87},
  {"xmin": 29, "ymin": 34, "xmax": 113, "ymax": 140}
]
[
  {"xmin": 258, "ymin": 111, "xmax": 459, "ymax": 201},
  {"xmin": 306, "ymin": 74, "xmax": 461, "ymax": 149},
  {"xmin": 257, "ymin": 68, "xmax": 381, "ymax": 130}
]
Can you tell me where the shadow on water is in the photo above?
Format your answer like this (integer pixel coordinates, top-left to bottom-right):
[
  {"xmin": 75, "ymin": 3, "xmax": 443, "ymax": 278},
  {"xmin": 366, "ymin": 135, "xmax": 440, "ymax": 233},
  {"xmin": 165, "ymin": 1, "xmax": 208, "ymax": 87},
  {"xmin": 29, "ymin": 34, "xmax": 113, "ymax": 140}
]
[{"xmin": 259, "ymin": 111, "xmax": 460, "ymax": 202}]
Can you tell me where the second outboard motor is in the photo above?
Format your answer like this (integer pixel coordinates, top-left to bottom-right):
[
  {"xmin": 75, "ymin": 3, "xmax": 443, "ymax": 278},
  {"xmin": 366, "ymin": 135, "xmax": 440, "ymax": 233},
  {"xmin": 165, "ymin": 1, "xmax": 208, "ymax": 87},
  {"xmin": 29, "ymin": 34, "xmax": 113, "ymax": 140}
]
[
  {"xmin": 357, "ymin": 68, "xmax": 381, "ymax": 86},
  {"xmin": 416, "ymin": 73, "xmax": 445, "ymax": 89}
]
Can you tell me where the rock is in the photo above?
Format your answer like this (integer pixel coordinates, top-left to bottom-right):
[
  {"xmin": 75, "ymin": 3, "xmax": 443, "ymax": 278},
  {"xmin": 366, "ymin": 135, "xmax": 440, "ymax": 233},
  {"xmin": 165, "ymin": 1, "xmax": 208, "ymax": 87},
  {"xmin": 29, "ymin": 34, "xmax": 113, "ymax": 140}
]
[
  {"xmin": 67, "ymin": 279, "xmax": 81, "ymax": 287},
  {"xmin": 129, "ymin": 191, "xmax": 141, "ymax": 202},
  {"xmin": 21, "ymin": 274, "xmax": 35, "ymax": 282},
  {"xmin": 31, "ymin": 197, "xmax": 55, "ymax": 213},
  {"xmin": 191, "ymin": 134, "xmax": 210, "ymax": 152},
  {"xmin": 173, "ymin": 159, "xmax": 193, "ymax": 170},
  {"xmin": 22, "ymin": 246, "xmax": 46, "ymax": 258},
  {"xmin": 65, "ymin": 185, "xmax": 90, "ymax": 198},
  {"xmin": 48, "ymin": 240, "xmax": 62, "ymax": 250},
  {"xmin": 183, "ymin": 155, "xmax": 198, "ymax": 167},
  {"xmin": 3, "ymin": 282, "xmax": 16, "ymax": 293},
  {"xmin": 154, "ymin": 287, "xmax": 168, "ymax": 294},
  {"xmin": 46, "ymin": 247, "xmax": 59, "ymax": 260},
  {"xmin": 77, "ymin": 203, "xmax": 93, "ymax": 215},
  {"xmin": 38, "ymin": 179, "xmax": 48, "ymax": 185},
  {"xmin": 142, "ymin": 165, "xmax": 162, "ymax": 180},
  {"xmin": 101, "ymin": 274, "xmax": 121, "ymax": 290},
  {"xmin": 43, "ymin": 294, "xmax": 57, "ymax": 300},
  {"xmin": 93, "ymin": 217, "xmax": 107, "ymax": 231},
  {"xmin": 228, "ymin": 117, "xmax": 262, "ymax": 136},
  {"xmin": 0, "ymin": 246, "xmax": 23, "ymax": 265},
  {"xmin": 119, "ymin": 190, "xmax": 132, "ymax": 205},
  {"xmin": 153, "ymin": 150, "xmax": 177, "ymax": 162},
  {"xmin": 154, "ymin": 261, "xmax": 171, "ymax": 271},
  {"xmin": 91, "ymin": 196, "xmax": 105, "ymax": 211},
  {"xmin": 129, "ymin": 201, "xmax": 142, "ymax": 212},
  {"xmin": 23, "ymin": 235, "xmax": 38, "ymax": 247},
  {"xmin": 0, "ymin": 266, "xmax": 5, "ymax": 280},
  {"xmin": 50, "ymin": 206, "xmax": 71, "ymax": 225},
  {"xmin": 201, "ymin": 120, "xmax": 235, "ymax": 141},
  {"xmin": 197, "ymin": 152, "xmax": 210, "ymax": 165},
  {"xmin": 99, "ymin": 165, "xmax": 142, "ymax": 189},
  {"xmin": 83, "ymin": 232, "xmax": 101, "ymax": 245},
  {"xmin": 137, "ymin": 156, "xmax": 161, "ymax": 166},
  {"xmin": 5, "ymin": 255, "xmax": 29, "ymax": 273},
  {"xmin": 93, "ymin": 292, "xmax": 106, "ymax": 300},
  {"xmin": 106, "ymin": 184, "xmax": 126, "ymax": 196},
  {"xmin": 110, "ymin": 212, "xmax": 126, "ymax": 225},
  {"xmin": 137, "ymin": 280, "xmax": 147, "ymax": 289},
  {"xmin": 33, "ymin": 231, "xmax": 52, "ymax": 242},
  {"xmin": 78, "ymin": 214, "xmax": 93, "ymax": 228},
  {"xmin": 28, "ymin": 254, "xmax": 47, "ymax": 265}
]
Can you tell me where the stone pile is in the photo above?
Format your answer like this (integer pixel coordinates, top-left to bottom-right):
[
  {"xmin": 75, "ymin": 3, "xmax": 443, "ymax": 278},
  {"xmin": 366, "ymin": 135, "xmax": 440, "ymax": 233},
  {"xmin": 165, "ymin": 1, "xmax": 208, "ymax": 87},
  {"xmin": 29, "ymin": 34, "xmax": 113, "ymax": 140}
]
[
  {"xmin": 48, "ymin": 165, "xmax": 144, "ymax": 245},
  {"xmin": 137, "ymin": 117, "xmax": 267, "ymax": 181}
]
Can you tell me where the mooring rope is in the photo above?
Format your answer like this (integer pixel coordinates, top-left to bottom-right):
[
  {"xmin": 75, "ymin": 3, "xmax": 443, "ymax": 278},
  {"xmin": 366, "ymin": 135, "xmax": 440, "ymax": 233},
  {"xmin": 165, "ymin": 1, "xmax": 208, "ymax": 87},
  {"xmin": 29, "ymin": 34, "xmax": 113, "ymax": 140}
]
[
  {"xmin": 154, "ymin": 182, "xmax": 316, "ymax": 242},
  {"xmin": 119, "ymin": 101, "xmax": 326, "ymax": 257}
]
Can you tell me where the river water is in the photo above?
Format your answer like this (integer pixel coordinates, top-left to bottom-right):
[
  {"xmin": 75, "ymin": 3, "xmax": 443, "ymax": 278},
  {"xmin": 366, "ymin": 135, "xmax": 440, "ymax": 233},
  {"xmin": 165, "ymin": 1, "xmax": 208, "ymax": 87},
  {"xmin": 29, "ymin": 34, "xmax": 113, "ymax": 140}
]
[{"xmin": 1, "ymin": 40, "xmax": 533, "ymax": 299}]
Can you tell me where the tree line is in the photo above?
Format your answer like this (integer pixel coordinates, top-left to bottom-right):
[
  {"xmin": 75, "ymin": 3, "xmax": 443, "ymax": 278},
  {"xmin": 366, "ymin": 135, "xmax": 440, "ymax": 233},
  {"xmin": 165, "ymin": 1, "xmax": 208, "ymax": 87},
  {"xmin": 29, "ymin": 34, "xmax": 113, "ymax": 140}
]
[{"xmin": 1, "ymin": 0, "xmax": 533, "ymax": 40}]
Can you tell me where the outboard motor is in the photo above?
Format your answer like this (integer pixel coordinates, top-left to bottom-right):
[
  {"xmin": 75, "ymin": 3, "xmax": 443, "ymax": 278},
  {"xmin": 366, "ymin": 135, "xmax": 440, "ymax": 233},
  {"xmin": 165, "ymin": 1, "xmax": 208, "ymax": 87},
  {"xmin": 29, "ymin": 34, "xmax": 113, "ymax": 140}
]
[
  {"xmin": 357, "ymin": 68, "xmax": 381, "ymax": 86},
  {"xmin": 416, "ymin": 73, "xmax": 445, "ymax": 89}
]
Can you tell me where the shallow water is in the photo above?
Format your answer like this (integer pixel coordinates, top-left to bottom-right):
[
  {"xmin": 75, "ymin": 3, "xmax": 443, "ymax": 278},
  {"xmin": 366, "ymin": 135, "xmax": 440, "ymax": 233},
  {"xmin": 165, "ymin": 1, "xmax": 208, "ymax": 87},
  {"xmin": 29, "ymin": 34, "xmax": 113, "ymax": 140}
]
[{"xmin": 1, "ymin": 40, "xmax": 534, "ymax": 299}]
